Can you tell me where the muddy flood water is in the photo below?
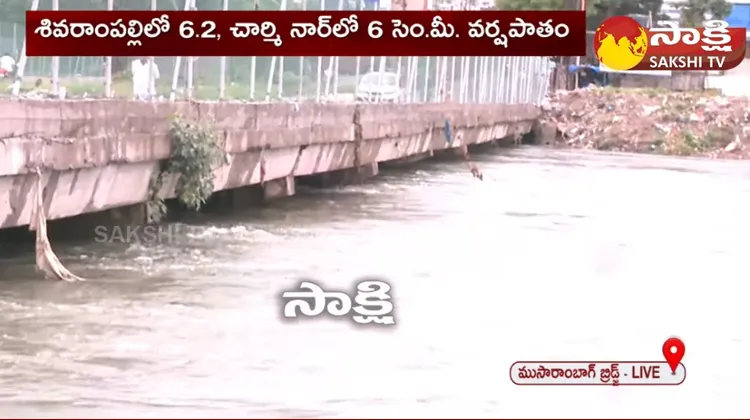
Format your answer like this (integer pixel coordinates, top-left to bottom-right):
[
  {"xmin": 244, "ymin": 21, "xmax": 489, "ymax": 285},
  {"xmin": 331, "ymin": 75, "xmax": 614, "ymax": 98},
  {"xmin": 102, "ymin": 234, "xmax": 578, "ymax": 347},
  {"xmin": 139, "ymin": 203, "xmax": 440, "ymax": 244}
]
[{"xmin": 1, "ymin": 148, "xmax": 749, "ymax": 418}]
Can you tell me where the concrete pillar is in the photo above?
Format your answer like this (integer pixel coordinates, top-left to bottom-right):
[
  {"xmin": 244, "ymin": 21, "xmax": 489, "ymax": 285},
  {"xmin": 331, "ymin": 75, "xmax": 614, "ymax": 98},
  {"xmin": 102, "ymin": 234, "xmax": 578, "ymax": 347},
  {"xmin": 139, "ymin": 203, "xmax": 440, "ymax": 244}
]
[
  {"xmin": 109, "ymin": 203, "xmax": 147, "ymax": 226},
  {"xmin": 229, "ymin": 185, "xmax": 264, "ymax": 208},
  {"xmin": 453, "ymin": 145, "xmax": 469, "ymax": 156},
  {"xmin": 385, "ymin": 150, "xmax": 434, "ymax": 166},
  {"xmin": 263, "ymin": 175, "xmax": 296, "ymax": 201},
  {"xmin": 358, "ymin": 162, "xmax": 379, "ymax": 179},
  {"xmin": 46, "ymin": 202, "xmax": 148, "ymax": 242},
  {"xmin": 531, "ymin": 120, "xmax": 559, "ymax": 146},
  {"xmin": 302, "ymin": 162, "xmax": 380, "ymax": 188}
]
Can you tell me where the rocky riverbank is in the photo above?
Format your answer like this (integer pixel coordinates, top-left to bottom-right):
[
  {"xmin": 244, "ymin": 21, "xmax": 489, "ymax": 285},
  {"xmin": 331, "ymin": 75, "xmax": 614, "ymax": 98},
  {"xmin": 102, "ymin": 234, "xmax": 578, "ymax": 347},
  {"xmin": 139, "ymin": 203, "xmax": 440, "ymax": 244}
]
[{"xmin": 540, "ymin": 88, "xmax": 750, "ymax": 159}]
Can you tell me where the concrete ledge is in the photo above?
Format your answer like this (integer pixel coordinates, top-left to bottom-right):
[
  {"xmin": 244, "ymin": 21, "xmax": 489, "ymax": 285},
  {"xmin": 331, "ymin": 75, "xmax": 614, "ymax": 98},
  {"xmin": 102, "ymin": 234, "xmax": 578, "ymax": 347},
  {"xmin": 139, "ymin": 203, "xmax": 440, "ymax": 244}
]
[
  {"xmin": 0, "ymin": 99, "xmax": 540, "ymax": 229},
  {"xmin": 0, "ymin": 100, "xmax": 539, "ymax": 176}
]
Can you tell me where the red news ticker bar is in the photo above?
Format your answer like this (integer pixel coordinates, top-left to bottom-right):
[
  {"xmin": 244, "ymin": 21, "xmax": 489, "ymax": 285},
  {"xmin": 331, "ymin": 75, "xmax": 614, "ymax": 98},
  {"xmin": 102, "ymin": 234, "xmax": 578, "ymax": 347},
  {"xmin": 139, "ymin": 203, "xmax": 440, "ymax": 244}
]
[{"xmin": 26, "ymin": 10, "xmax": 586, "ymax": 57}]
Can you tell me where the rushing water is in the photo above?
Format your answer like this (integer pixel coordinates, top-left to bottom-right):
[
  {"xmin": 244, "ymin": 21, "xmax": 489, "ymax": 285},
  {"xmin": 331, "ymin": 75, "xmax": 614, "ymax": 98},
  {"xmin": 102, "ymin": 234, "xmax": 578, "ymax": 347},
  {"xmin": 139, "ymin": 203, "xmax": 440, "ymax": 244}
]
[{"xmin": 1, "ymin": 148, "xmax": 749, "ymax": 418}]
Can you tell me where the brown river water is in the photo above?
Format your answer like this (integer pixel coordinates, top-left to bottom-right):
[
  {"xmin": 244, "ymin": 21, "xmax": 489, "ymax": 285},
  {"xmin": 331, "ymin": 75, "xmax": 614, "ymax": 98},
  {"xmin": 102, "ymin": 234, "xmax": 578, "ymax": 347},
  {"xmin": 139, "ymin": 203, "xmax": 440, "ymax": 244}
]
[{"xmin": 0, "ymin": 148, "xmax": 749, "ymax": 418}]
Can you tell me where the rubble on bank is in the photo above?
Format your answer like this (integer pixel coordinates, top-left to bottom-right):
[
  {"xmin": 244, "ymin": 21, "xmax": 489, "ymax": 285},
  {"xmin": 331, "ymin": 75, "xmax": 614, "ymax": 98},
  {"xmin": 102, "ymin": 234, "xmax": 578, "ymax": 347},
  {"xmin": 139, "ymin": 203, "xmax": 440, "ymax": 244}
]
[{"xmin": 540, "ymin": 88, "xmax": 750, "ymax": 159}]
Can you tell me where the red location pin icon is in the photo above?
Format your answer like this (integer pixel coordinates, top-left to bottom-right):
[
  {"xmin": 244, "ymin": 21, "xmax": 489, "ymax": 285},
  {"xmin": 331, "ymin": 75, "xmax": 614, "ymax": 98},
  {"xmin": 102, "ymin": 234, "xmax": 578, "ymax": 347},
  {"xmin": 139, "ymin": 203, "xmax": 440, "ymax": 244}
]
[{"xmin": 662, "ymin": 337, "xmax": 685, "ymax": 374}]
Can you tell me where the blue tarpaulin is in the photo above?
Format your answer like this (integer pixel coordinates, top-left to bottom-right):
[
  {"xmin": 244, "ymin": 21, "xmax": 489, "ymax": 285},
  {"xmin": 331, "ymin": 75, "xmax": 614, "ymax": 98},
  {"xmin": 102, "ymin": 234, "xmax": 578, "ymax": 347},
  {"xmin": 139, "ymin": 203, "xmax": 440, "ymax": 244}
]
[{"xmin": 725, "ymin": 3, "xmax": 750, "ymax": 31}]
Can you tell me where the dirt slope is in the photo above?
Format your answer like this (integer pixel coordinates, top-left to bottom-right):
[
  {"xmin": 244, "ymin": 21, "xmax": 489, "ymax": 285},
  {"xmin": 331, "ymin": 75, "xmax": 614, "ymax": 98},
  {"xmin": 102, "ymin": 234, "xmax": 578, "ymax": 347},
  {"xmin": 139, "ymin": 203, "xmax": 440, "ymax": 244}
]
[{"xmin": 541, "ymin": 88, "xmax": 750, "ymax": 159}]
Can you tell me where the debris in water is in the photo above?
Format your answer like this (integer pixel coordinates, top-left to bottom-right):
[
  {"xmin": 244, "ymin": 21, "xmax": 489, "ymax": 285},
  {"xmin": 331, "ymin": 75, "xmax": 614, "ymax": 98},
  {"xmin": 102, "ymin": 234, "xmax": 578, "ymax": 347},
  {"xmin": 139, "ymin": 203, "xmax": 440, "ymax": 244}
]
[{"xmin": 29, "ymin": 169, "xmax": 84, "ymax": 282}]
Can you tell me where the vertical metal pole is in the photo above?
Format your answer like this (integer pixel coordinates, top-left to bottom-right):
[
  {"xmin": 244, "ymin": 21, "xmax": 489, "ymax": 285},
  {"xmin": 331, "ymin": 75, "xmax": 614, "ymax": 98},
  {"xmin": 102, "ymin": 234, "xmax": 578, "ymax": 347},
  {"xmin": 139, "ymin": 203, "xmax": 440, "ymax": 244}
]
[
  {"xmin": 449, "ymin": 56, "xmax": 456, "ymax": 101},
  {"xmin": 186, "ymin": 0, "xmax": 196, "ymax": 99},
  {"xmin": 396, "ymin": 56, "xmax": 403, "ymax": 91},
  {"xmin": 170, "ymin": 0, "xmax": 192, "ymax": 101},
  {"xmin": 483, "ymin": 57, "xmax": 490, "ymax": 102},
  {"xmin": 442, "ymin": 57, "xmax": 449, "ymax": 102},
  {"xmin": 266, "ymin": 56, "xmax": 277, "ymax": 101},
  {"xmin": 249, "ymin": 58, "xmax": 256, "ymax": 100},
  {"xmin": 332, "ymin": 0, "xmax": 345, "ymax": 98},
  {"xmin": 11, "ymin": 0, "xmax": 41, "ymax": 97},
  {"xmin": 367, "ymin": 0, "xmax": 377, "ymax": 75},
  {"xmin": 149, "ymin": 0, "xmax": 158, "ymax": 99},
  {"xmin": 495, "ymin": 56, "xmax": 503, "ymax": 103},
  {"xmin": 538, "ymin": 57, "xmax": 545, "ymax": 103},
  {"xmin": 354, "ymin": 0, "xmax": 364, "ymax": 89},
  {"xmin": 501, "ymin": 56, "xmax": 509, "ymax": 103},
  {"xmin": 464, "ymin": 56, "xmax": 472, "ymax": 103},
  {"xmin": 472, "ymin": 56, "xmax": 479, "ymax": 103},
  {"xmin": 528, "ymin": 57, "xmax": 535, "ymax": 103},
  {"xmin": 333, "ymin": 57, "xmax": 340, "ymax": 96},
  {"xmin": 513, "ymin": 56, "xmax": 521, "ymax": 103},
  {"xmin": 404, "ymin": 57, "xmax": 412, "ymax": 100},
  {"xmin": 355, "ymin": 55, "xmax": 362, "ymax": 90},
  {"xmin": 458, "ymin": 56, "xmax": 465, "ymax": 103},
  {"xmin": 367, "ymin": 0, "xmax": 376, "ymax": 77},
  {"xmin": 476, "ymin": 57, "xmax": 484, "ymax": 102},
  {"xmin": 323, "ymin": 57, "xmax": 334, "ymax": 97},
  {"xmin": 408, "ymin": 57, "xmax": 418, "ymax": 102},
  {"xmin": 422, "ymin": 57, "xmax": 430, "ymax": 102},
  {"xmin": 574, "ymin": 0, "xmax": 585, "ymax": 89},
  {"xmin": 517, "ymin": 57, "xmax": 524, "ymax": 103},
  {"xmin": 488, "ymin": 57, "xmax": 496, "ymax": 103},
  {"xmin": 431, "ymin": 56, "xmax": 440, "ymax": 102},
  {"xmin": 51, "ymin": 0, "xmax": 59, "ymax": 96},
  {"xmin": 528, "ymin": 57, "xmax": 536, "ymax": 104},
  {"xmin": 12, "ymin": 23, "xmax": 18, "ymax": 56},
  {"xmin": 298, "ymin": 0, "xmax": 307, "ymax": 99},
  {"xmin": 250, "ymin": 0, "xmax": 259, "ymax": 100},
  {"xmin": 277, "ymin": 0, "xmax": 287, "ymax": 99},
  {"xmin": 315, "ymin": 0, "xmax": 325, "ymax": 101},
  {"xmin": 508, "ymin": 57, "xmax": 515, "ymax": 103},
  {"xmin": 105, "ymin": 0, "xmax": 114, "ymax": 98},
  {"xmin": 479, "ymin": 56, "xmax": 486, "ymax": 102},
  {"xmin": 219, "ymin": 0, "xmax": 229, "ymax": 99}
]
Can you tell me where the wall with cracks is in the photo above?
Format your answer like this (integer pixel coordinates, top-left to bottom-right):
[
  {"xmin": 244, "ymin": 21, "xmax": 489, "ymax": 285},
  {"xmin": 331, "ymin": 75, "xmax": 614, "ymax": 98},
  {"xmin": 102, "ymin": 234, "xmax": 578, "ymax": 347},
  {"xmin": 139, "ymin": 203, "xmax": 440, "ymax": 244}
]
[{"xmin": 0, "ymin": 99, "xmax": 539, "ymax": 230}]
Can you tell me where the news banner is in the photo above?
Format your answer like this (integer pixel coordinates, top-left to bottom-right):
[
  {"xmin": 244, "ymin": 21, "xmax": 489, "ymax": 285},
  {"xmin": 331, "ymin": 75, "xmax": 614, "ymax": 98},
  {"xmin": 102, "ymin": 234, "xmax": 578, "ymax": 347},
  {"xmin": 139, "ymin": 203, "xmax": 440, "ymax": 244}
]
[
  {"xmin": 24, "ymin": 10, "xmax": 747, "ymax": 70},
  {"xmin": 510, "ymin": 337, "xmax": 687, "ymax": 386}
]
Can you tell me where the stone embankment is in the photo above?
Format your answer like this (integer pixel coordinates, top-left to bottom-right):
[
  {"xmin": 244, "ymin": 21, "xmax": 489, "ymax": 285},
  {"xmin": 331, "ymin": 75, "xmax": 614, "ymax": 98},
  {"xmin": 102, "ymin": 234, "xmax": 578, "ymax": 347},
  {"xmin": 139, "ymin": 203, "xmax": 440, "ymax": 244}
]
[{"xmin": 540, "ymin": 88, "xmax": 750, "ymax": 159}]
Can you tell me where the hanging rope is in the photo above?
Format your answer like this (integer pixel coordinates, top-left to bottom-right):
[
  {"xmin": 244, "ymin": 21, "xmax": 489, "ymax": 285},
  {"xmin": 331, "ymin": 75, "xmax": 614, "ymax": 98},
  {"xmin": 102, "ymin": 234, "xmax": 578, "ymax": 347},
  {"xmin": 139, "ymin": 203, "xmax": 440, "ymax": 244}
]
[{"xmin": 29, "ymin": 169, "xmax": 83, "ymax": 282}]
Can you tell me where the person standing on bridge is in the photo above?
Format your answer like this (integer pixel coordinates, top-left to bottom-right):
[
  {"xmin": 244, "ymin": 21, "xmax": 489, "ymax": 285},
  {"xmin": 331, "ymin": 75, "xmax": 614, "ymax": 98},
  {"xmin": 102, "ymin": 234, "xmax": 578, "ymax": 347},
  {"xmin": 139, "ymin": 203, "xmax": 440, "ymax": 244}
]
[
  {"xmin": 0, "ymin": 52, "xmax": 16, "ymax": 79},
  {"xmin": 131, "ymin": 57, "xmax": 160, "ymax": 100}
]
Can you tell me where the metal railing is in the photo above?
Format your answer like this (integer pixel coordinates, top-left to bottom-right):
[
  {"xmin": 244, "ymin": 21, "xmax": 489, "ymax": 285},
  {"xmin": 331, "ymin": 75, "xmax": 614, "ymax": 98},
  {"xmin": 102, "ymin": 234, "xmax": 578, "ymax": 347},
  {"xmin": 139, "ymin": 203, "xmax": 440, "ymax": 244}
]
[{"xmin": 0, "ymin": 0, "xmax": 555, "ymax": 105}]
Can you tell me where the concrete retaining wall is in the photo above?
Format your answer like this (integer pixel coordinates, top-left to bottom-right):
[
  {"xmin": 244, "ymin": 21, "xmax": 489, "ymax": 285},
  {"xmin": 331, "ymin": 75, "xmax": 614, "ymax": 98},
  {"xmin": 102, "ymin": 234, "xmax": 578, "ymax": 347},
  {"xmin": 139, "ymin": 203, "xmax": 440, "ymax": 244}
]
[{"xmin": 0, "ymin": 99, "xmax": 539, "ymax": 229}]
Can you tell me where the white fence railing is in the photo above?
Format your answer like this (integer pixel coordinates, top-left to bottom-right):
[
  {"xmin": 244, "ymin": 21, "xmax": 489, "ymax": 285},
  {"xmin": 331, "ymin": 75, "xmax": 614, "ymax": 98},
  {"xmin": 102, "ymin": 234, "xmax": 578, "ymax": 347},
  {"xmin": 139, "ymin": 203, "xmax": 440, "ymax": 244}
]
[{"xmin": 0, "ymin": 0, "xmax": 554, "ymax": 105}]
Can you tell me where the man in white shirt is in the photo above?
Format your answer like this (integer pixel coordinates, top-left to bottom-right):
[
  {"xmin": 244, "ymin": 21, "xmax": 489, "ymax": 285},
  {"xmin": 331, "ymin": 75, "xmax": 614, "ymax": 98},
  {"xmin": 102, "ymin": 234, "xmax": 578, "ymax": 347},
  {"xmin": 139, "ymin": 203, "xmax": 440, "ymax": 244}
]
[
  {"xmin": 131, "ymin": 57, "xmax": 159, "ymax": 99},
  {"xmin": 0, "ymin": 52, "xmax": 16, "ymax": 79}
]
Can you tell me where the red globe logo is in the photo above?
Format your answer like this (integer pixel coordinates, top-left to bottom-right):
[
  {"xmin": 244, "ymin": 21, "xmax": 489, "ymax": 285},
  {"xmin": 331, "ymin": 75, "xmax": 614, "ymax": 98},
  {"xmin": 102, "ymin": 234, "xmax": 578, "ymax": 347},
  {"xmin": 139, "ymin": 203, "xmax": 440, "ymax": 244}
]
[{"xmin": 594, "ymin": 16, "xmax": 649, "ymax": 71}]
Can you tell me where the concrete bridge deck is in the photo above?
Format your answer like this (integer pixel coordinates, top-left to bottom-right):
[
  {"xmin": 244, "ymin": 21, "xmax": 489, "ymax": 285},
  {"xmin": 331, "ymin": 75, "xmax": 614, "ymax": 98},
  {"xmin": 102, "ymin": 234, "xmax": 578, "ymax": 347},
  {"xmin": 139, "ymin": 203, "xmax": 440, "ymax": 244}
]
[{"xmin": 0, "ymin": 99, "xmax": 539, "ymax": 230}]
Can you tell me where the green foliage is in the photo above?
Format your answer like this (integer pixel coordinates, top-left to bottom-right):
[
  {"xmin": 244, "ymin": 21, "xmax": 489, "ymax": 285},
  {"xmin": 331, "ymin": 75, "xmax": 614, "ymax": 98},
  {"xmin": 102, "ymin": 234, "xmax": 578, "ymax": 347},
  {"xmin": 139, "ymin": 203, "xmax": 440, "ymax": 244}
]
[
  {"xmin": 167, "ymin": 117, "xmax": 223, "ymax": 211},
  {"xmin": 149, "ymin": 116, "xmax": 223, "ymax": 218}
]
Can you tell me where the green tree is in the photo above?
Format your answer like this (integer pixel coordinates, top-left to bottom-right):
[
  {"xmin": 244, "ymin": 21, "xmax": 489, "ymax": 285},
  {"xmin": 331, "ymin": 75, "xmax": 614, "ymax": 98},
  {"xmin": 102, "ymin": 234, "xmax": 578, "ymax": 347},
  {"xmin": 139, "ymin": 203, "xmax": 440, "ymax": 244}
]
[{"xmin": 679, "ymin": 0, "xmax": 732, "ymax": 26}]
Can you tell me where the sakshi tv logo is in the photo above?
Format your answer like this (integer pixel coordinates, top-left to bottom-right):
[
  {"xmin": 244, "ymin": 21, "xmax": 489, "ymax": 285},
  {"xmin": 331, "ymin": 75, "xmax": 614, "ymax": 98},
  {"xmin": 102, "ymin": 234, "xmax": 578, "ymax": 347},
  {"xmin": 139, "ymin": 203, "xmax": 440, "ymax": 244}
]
[{"xmin": 594, "ymin": 16, "xmax": 747, "ymax": 71}]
